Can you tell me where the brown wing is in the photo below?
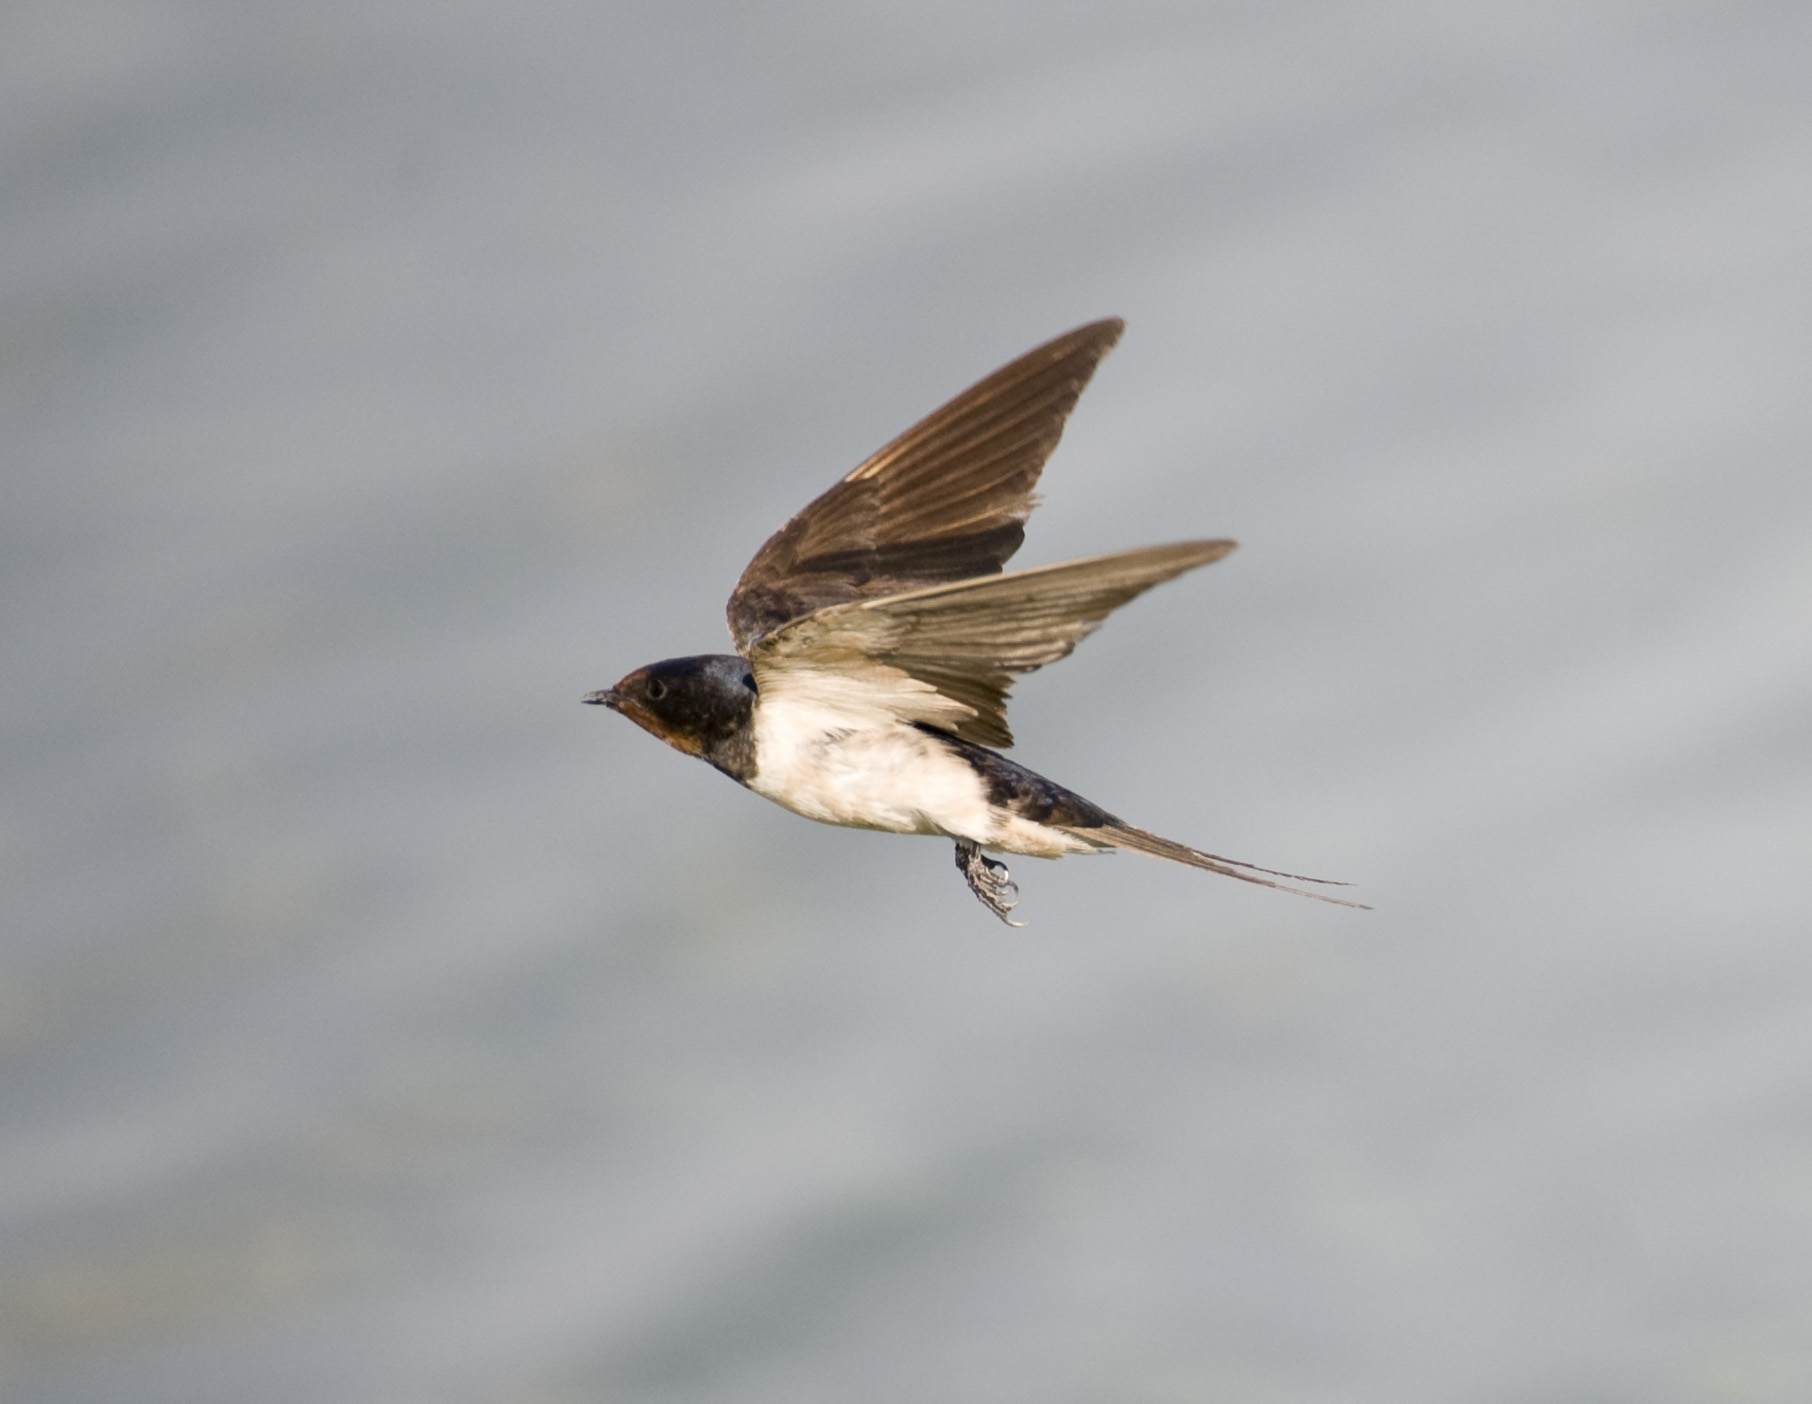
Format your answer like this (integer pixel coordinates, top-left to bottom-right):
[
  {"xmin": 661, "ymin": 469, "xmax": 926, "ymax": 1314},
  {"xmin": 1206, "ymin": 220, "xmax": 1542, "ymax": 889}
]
[
  {"xmin": 750, "ymin": 540, "xmax": 1235, "ymax": 747},
  {"xmin": 726, "ymin": 318, "xmax": 1125, "ymax": 654}
]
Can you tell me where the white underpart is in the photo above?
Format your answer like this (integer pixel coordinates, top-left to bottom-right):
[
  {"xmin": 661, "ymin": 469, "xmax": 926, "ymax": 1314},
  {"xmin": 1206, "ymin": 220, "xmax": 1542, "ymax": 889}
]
[{"xmin": 745, "ymin": 692, "xmax": 1097, "ymax": 859}]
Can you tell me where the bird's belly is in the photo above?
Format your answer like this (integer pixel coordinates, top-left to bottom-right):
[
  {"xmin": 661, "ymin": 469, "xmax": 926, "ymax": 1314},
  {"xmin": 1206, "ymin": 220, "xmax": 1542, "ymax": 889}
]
[{"xmin": 748, "ymin": 709, "xmax": 991, "ymax": 837}]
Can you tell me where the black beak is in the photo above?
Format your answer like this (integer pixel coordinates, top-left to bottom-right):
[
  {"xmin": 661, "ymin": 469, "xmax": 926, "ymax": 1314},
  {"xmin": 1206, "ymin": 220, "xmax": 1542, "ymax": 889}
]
[{"xmin": 583, "ymin": 688, "xmax": 619, "ymax": 708}]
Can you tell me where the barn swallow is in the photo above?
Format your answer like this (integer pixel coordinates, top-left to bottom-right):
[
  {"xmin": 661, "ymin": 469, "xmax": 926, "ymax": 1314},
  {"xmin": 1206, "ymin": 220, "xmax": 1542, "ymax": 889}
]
[{"xmin": 586, "ymin": 319, "xmax": 1364, "ymax": 924}]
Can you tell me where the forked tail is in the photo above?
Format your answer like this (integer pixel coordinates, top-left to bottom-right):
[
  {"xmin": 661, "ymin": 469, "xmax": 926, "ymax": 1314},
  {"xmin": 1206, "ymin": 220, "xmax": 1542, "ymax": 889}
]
[{"xmin": 1074, "ymin": 823, "xmax": 1371, "ymax": 909}]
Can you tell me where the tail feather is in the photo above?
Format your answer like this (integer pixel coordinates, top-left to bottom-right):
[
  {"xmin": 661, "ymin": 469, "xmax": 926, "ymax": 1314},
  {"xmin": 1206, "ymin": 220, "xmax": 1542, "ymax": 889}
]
[{"xmin": 1075, "ymin": 823, "xmax": 1371, "ymax": 909}]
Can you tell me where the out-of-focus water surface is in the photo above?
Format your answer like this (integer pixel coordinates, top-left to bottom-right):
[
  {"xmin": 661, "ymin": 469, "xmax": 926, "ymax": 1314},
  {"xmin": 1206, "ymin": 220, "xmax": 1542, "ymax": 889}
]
[{"xmin": 5, "ymin": 3, "xmax": 1812, "ymax": 1401}]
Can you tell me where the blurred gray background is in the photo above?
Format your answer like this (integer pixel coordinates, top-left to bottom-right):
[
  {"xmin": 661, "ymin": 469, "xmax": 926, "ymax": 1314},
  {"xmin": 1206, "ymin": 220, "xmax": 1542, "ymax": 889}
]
[{"xmin": 5, "ymin": 3, "xmax": 1811, "ymax": 1401}]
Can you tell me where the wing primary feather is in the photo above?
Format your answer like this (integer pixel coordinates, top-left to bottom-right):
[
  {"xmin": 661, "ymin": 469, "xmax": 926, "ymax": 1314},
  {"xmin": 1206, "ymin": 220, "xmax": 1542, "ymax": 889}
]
[
  {"xmin": 857, "ymin": 541, "xmax": 1233, "ymax": 742},
  {"xmin": 750, "ymin": 539, "xmax": 1235, "ymax": 748},
  {"xmin": 727, "ymin": 319, "xmax": 1125, "ymax": 653}
]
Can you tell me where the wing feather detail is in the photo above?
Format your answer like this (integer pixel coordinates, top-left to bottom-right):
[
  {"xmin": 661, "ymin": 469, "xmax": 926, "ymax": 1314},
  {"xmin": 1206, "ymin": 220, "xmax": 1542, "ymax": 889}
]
[
  {"xmin": 727, "ymin": 319, "xmax": 1125, "ymax": 653},
  {"xmin": 750, "ymin": 540, "xmax": 1235, "ymax": 747}
]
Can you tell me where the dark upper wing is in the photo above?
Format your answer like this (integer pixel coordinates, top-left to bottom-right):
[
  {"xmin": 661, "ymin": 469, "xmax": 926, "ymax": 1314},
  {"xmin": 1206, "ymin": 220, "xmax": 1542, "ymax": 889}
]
[
  {"xmin": 749, "ymin": 540, "xmax": 1235, "ymax": 747},
  {"xmin": 726, "ymin": 318, "xmax": 1125, "ymax": 654}
]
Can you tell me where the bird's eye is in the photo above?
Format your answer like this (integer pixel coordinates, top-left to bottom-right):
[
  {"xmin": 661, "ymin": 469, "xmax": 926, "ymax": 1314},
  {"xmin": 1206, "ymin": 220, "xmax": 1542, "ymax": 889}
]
[
  {"xmin": 645, "ymin": 678, "xmax": 668, "ymax": 700},
  {"xmin": 741, "ymin": 672, "xmax": 756, "ymax": 692}
]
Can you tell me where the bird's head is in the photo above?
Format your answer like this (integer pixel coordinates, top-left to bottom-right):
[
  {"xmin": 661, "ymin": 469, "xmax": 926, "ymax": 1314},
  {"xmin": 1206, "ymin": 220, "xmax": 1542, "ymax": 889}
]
[{"xmin": 585, "ymin": 654, "xmax": 757, "ymax": 778}]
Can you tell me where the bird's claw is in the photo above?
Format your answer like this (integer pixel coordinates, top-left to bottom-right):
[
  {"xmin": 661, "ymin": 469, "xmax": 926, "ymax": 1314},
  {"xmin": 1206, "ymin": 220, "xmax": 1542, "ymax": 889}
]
[{"xmin": 955, "ymin": 839, "xmax": 1026, "ymax": 926}]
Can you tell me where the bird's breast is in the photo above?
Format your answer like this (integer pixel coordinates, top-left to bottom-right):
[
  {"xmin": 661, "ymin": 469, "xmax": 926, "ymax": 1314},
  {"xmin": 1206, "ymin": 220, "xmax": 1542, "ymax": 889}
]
[{"xmin": 746, "ymin": 697, "xmax": 993, "ymax": 837}]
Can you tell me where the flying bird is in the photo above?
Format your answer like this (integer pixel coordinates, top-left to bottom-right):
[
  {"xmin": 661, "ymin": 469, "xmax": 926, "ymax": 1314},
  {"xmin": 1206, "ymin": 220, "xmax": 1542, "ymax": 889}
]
[{"xmin": 587, "ymin": 319, "xmax": 1364, "ymax": 923}]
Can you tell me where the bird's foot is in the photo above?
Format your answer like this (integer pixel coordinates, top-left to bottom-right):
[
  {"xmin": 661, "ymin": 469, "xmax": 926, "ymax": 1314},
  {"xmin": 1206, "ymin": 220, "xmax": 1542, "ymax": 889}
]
[{"xmin": 955, "ymin": 839, "xmax": 1026, "ymax": 927}]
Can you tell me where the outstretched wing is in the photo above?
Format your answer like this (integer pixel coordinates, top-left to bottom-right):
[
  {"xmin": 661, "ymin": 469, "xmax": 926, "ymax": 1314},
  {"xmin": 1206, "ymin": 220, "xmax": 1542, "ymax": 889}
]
[
  {"xmin": 726, "ymin": 318, "xmax": 1125, "ymax": 654},
  {"xmin": 750, "ymin": 540, "xmax": 1235, "ymax": 747}
]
